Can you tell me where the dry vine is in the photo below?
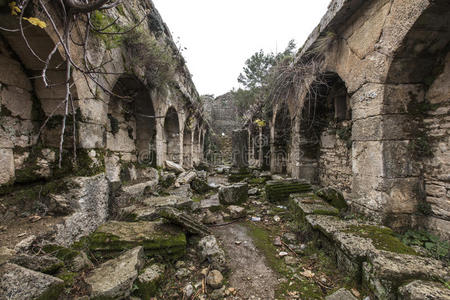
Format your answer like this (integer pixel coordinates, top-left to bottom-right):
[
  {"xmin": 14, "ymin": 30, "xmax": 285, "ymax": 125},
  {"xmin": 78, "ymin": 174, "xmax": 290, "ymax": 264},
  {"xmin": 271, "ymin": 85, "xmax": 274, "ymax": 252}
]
[{"xmin": 0, "ymin": 0, "xmax": 146, "ymax": 167}]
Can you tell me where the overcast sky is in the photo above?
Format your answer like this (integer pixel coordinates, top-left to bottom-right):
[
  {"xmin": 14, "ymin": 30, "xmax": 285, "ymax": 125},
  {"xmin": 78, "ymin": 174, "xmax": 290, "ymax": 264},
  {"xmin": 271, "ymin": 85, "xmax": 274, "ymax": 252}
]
[{"xmin": 152, "ymin": 0, "xmax": 331, "ymax": 96}]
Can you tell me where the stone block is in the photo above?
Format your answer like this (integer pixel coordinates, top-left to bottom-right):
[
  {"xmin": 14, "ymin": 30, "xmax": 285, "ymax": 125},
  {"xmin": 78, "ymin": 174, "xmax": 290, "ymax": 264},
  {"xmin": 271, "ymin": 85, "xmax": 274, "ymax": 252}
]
[
  {"xmin": 0, "ymin": 263, "xmax": 64, "ymax": 299},
  {"xmin": 352, "ymin": 115, "xmax": 411, "ymax": 141},
  {"xmin": 106, "ymin": 127, "xmax": 135, "ymax": 153},
  {"xmin": 0, "ymin": 55, "xmax": 32, "ymax": 90},
  {"xmin": 78, "ymin": 122, "xmax": 105, "ymax": 149},
  {"xmin": 265, "ymin": 179, "xmax": 312, "ymax": 202},
  {"xmin": 85, "ymin": 221, "xmax": 186, "ymax": 259},
  {"xmin": 219, "ymin": 183, "xmax": 248, "ymax": 205},
  {"xmin": 34, "ymin": 70, "xmax": 68, "ymax": 100},
  {"xmin": 85, "ymin": 247, "xmax": 145, "ymax": 299},
  {"xmin": 320, "ymin": 130, "xmax": 336, "ymax": 148},
  {"xmin": 77, "ymin": 98, "xmax": 108, "ymax": 125},
  {"xmin": 232, "ymin": 129, "xmax": 248, "ymax": 168},
  {"xmin": 398, "ymin": 280, "xmax": 450, "ymax": 300},
  {"xmin": 0, "ymin": 148, "xmax": 14, "ymax": 185},
  {"xmin": 352, "ymin": 141, "xmax": 384, "ymax": 177},
  {"xmin": 0, "ymin": 86, "xmax": 33, "ymax": 119},
  {"xmin": 383, "ymin": 140, "xmax": 420, "ymax": 178}
]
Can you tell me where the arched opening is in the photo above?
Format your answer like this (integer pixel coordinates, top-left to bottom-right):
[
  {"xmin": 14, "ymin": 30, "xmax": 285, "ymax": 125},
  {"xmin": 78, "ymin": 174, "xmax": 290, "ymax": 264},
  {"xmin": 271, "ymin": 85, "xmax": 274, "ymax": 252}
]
[
  {"xmin": 164, "ymin": 107, "xmax": 181, "ymax": 163},
  {"xmin": 273, "ymin": 103, "xmax": 291, "ymax": 174},
  {"xmin": 382, "ymin": 1, "xmax": 450, "ymax": 237},
  {"xmin": 183, "ymin": 124, "xmax": 192, "ymax": 168},
  {"xmin": 298, "ymin": 73, "xmax": 351, "ymax": 189},
  {"xmin": 106, "ymin": 76, "xmax": 155, "ymax": 181},
  {"xmin": 0, "ymin": 16, "xmax": 77, "ymax": 185}
]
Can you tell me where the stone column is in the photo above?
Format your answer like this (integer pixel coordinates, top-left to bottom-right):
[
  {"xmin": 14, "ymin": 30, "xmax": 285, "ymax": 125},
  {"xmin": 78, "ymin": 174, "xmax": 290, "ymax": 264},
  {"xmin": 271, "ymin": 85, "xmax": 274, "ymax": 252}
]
[
  {"xmin": 258, "ymin": 126, "xmax": 263, "ymax": 168},
  {"xmin": 155, "ymin": 117, "xmax": 165, "ymax": 167},
  {"xmin": 351, "ymin": 83, "xmax": 423, "ymax": 225}
]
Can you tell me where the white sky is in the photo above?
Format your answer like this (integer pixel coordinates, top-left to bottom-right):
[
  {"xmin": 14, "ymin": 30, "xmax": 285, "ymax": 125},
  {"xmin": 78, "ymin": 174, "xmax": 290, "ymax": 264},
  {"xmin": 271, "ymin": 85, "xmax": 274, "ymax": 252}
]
[{"xmin": 152, "ymin": 0, "xmax": 331, "ymax": 96}]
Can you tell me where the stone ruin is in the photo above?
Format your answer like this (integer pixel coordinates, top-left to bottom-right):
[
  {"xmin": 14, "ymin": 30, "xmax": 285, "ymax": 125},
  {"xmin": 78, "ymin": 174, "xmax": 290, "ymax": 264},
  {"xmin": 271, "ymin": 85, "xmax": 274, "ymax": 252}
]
[{"xmin": 241, "ymin": 0, "xmax": 450, "ymax": 241}]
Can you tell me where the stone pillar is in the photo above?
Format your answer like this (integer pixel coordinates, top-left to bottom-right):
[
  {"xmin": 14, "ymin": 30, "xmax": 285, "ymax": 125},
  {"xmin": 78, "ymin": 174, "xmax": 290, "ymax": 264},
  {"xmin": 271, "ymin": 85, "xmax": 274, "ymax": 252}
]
[
  {"xmin": 351, "ymin": 83, "xmax": 423, "ymax": 225},
  {"xmin": 155, "ymin": 117, "xmax": 165, "ymax": 167},
  {"xmin": 269, "ymin": 122, "xmax": 276, "ymax": 173},
  {"xmin": 232, "ymin": 129, "xmax": 248, "ymax": 169},
  {"xmin": 258, "ymin": 127, "xmax": 263, "ymax": 168},
  {"xmin": 290, "ymin": 116, "xmax": 301, "ymax": 179}
]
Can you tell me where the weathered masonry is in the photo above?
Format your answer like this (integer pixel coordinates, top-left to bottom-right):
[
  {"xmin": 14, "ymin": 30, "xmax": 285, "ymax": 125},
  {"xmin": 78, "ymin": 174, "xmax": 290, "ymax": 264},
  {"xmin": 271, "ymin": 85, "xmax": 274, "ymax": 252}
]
[
  {"xmin": 244, "ymin": 0, "xmax": 450, "ymax": 240},
  {"xmin": 0, "ymin": 0, "xmax": 209, "ymax": 244}
]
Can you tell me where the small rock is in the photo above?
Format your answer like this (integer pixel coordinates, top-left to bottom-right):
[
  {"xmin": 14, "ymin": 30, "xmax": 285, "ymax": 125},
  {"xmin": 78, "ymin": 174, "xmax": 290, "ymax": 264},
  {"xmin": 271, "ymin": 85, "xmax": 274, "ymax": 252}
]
[
  {"xmin": 279, "ymin": 251, "xmax": 288, "ymax": 257},
  {"xmin": 227, "ymin": 205, "xmax": 246, "ymax": 219},
  {"xmin": 200, "ymin": 268, "xmax": 209, "ymax": 276},
  {"xmin": 248, "ymin": 188, "xmax": 259, "ymax": 196},
  {"xmin": 206, "ymin": 270, "xmax": 224, "ymax": 289},
  {"xmin": 284, "ymin": 256, "xmax": 297, "ymax": 266},
  {"xmin": 273, "ymin": 215, "xmax": 281, "ymax": 222},
  {"xmin": 351, "ymin": 288, "xmax": 360, "ymax": 298},
  {"xmin": 282, "ymin": 233, "xmax": 297, "ymax": 243},
  {"xmin": 251, "ymin": 216, "xmax": 261, "ymax": 222},
  {"xmin": 203, "ymin": 210, "xmax": 221, "ymax": 224},
  {"xmin": 210, "ymin": 286, "xmax": 226, "ymax": 299},
  {"xmin": 183, "ymin": 283, "xmax": 194, "ymax": 298},
  {"xmin": 198, "ymin": 236, "xmax": 226, "ymax": 271},
  {"xmin": 175, "ymin": 268, "xmax": 190, "ymax": 278},
  {"xmin": 14, "ymin": 235, "xmax": 36, "ymax": 252},
  {"xmin": 175, "ymin": 261, "xmax": 186, "ymax": 269},
  {"xmin": 235, "ymin": 241, "xmax": 242, "ymax": 245},
  {"xmin": 136, "ymin": 264, "xmax": 165, "ymax": 298},
  {"xmin": 0, "ymin": 225, "xmax": 7, "ymax": 232},
  {"xmin": 273, "ymin": 237, "xmax": 282, "ymax": 247}
]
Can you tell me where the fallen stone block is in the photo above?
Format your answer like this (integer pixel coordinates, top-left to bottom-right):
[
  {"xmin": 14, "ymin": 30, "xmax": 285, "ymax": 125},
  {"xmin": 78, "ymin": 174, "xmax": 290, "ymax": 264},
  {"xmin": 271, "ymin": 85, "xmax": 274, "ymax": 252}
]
[
  {"xmin": 398, "ymin": 280, "xmax": 450, "ymax": 300},
  {"xmin": 219, "ymin": 183, "xmax": 248, "ymax": 205},
  {"xmin": 190, "ymin": 177, "xmax": 211, "ymax": 194},
  {"xmin": 121, "ymin": 179, "xmax": 159, "ymax": 197},
  {"xmin": 9, "ymin": 254, "xmax": 64, "ymax": 275},
  {"xmin": 85, "ymin": 221, "xmax": 186, "ymax": 259},
  {"xmin": 159, "ymin": 172, "xmax": 176, "ymax": 188},
  {"xmin": 175, "ymin": 171, "xmax": 197, "ymax": 187},
  {"xmin": 325, "ymin": 288, "xmax": 357, "ymax": 300},
  {"xmin": 0, "ymin": 263, "xmax": 64, "ymax": 299},
  {"xmin": 85, "ymin": 247, "xmax": 145, "ymax": 299},
  {"xmin": 265, "ymin": 179, "xmax": 312, "ymax": 202},
  {"xmin": 157, "ymin": 206, "xmax": 211, "ymax": 236},
  {"xmin": 144, "ymin": 195, "xmax": 193, "ymax": 210},
  {"xmin": 289, "ymin": 193, "xmax": 339, "ymax": 217},
  {"xmin": 165, "ymin": 161, "xmax": 185, "ymax": 174},
  {"xmin": 168, "ymin": 184, "xmax": 193, "ymax": 198}
]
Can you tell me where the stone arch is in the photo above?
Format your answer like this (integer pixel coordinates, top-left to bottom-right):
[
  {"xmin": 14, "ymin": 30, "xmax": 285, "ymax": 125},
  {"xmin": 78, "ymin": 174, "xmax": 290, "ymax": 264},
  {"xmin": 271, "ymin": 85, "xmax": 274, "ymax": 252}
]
[
  {"xmin": 295, "ymin": 73, "xmax": 352, "ymax": 186},
  {"xmin": 271, "ymin": 102, "xmax": 292, "ymax": 174},
  {"xmin": 163, "ymin": 106, "xmax": 181, "ymax": 163},
  {"xmin": 377, "ymin": 1, "xmax": 450, "ymax": 236},
  {"xmin": 0, "ymin": 16, "xmax": 77, "ymax": 185}
]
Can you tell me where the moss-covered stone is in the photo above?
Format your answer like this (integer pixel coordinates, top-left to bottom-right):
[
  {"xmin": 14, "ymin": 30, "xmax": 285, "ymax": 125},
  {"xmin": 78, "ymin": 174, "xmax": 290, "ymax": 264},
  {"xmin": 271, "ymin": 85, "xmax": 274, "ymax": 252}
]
[
  {"xmin": 265, "ymin": 180, "xmax": 312, "ymax": 202},
  {"xmin": 315, "ymin": 187, "xmax": 348, "ymax": 210},
  {"xmin": 345, "ymin": 225, "xmax": 417, "ymax": 255},
  {"xmin": 81, "ymin": 221, "xmax": 186, "ymax": 260},
  {"xmin": 135, "ymin": 264, "xmax": 165, "ymax": 299},
  {"xmin": 42, "ymin": 245, "xmax": 80, "ymax": 263}
]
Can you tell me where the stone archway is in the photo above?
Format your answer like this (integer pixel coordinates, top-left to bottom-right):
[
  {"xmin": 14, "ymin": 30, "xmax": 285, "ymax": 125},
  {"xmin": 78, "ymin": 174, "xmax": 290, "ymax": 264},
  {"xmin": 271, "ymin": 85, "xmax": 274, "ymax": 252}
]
[
  {"xmin": 271, "ymin": 103, "xmax": 291, "ymax": 174},
  {"xmin": 378, "ymin": 1, "xmax": 450, "ymax": 236},
  {"xmin": 0, "ymin": 17, "xmax": 77, "ymax": 185},
  {"xmin": 164, "ymin": 107, "xmax": 181, "ymax": 163}
]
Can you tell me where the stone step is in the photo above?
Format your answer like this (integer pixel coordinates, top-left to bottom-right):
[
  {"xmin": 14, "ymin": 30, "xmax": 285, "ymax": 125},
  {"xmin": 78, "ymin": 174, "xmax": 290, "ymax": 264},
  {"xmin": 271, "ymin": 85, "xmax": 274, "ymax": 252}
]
[
  {"xmin": 265, "ymin": 179, "xmax": 312, "ymax": 202},
  {"xmin": 289, "ymin": 194, "xmax": 450, "ymax": 299}
]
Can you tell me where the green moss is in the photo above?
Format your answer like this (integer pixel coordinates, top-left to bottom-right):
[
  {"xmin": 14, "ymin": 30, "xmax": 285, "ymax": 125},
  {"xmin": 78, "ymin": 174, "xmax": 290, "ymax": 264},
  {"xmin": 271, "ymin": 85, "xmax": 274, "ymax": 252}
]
[
  {"xmin": 90, "ymin": 11, "xmax": 124, "ymax": 50},
  {"xmin": 248, "ymin": 177, "xmax": 267, "ymax": 185},
  {"xmin": 57, "ymin": 271, "xmax": 78, "ymax": 287},
  {"xmin": 42, "ymin": 261, "xmax": 65, "ymax": 275},
  {"xmin": 35, "ymin": 282, "xmax": 64, "ymax": 300},
  {"xmin": 345, "ymin": 225, "xmax": 417, "ymax": 255},
  {"xmin": 42, "ymin": 245, "xmax": 80, "ymax": 263},
  {"xmin": 228, "ymin": 173, "xmax": 252, "ymax": 183}
]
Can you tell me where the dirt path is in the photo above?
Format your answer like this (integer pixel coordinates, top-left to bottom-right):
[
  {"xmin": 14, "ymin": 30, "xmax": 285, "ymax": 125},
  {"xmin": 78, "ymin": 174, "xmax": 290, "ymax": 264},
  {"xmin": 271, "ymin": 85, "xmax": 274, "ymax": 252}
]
[{"xmin": 213, "ymin": 222, "xmax": 278, "ymax": 300}]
